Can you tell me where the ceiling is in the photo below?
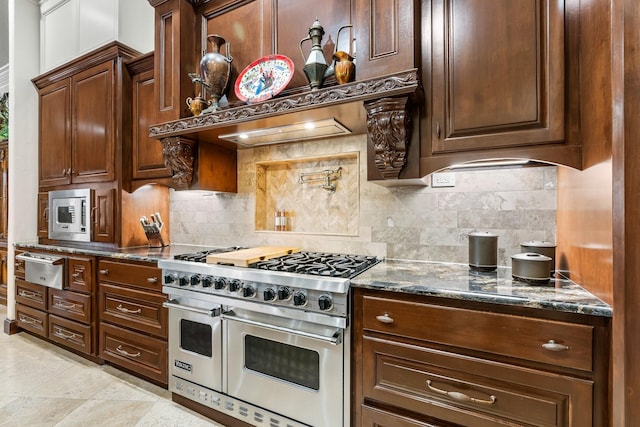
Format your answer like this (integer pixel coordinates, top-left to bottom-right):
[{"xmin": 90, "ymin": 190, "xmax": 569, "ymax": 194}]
[{"xmin": 1, "ymin": 1, "xmax": 8, "ymax": 68}]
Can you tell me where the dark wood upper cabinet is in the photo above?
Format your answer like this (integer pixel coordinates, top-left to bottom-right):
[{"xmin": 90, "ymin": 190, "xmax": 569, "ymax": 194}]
[
  {"xmin": 39, "ymin": 80, "xmax": 71, "ymax": 188},
  {"xmin": 34, "ymin": 42, "xmax": 139, "ymax": 190},
  {"xmin": 126, "ymin": 53, "xmax": 173, "ymax": 191},
  {"xmin": 418, "ymin": 0, "xmax": 580, "ymax": 174}
]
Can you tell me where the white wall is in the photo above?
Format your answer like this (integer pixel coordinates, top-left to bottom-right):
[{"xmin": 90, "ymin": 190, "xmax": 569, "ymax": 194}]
[
  {"xmin": 39, "ymin": 0, "xmax": 154, "ymax": 72},
  {"xmin": 8, "ymin": 0, "xmax": 41, "ymax": 320}
]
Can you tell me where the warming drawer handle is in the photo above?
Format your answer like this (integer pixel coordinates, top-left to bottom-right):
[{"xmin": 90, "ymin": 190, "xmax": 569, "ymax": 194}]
[
  {"xmin": 116, "ymin": 304, "xmax": 142, "ymax": 314},
  {"xmin": 541, "ymin": 340, "xmax": 570, "ymax": 352},
  {"xmin": 16, "ymin": 253, "xmax": 65, "ymax": 266},
  {"xmin": 376, "ymin": 313, "xmax": 395, "ymax": 324},
  {"xmin": 426, "ymin": 380, "xmax": 497, "ymax": 405},
  {"xmin": 223, "ymin": 313, "xmax": 343, "ymax": 345},
  {"xmin": 116, "ymin": 345, "xmax": 141, "ymax": 358},
  {"xmin": 163, "ymin": 300, "xmax": 221, "ymax": 317}
]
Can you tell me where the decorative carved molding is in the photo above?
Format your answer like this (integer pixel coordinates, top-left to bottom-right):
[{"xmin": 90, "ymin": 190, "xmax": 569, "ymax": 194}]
[
  {"xmin": 364, "ymin": 97, "xmax": 411, "ymax": 180},
  {"xmin": 161, "ymin": 137, "xmax": 196, "ymax": 186},
  {"xmin": 149, "ymin": 69, "xmax": 419, "ymax": 138}
]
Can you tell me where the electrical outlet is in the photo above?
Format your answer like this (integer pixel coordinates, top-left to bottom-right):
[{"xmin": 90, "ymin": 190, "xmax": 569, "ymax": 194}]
[{"xmin": 431, "ymin": 172, "xmax": 456, "ymax": 188}]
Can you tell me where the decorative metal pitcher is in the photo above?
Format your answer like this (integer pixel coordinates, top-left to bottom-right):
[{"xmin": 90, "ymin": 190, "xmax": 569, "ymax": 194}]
[
  {"xmin": 333, "ymin": 25, "xmax": 355, "ymax": 84},
  {"xmin": 199, "ymin": 34, "xmax": 233, "ymax": 111},
  {"xmin": 299, "ymin": 18, "xmax": 334, "ymax": 90}
]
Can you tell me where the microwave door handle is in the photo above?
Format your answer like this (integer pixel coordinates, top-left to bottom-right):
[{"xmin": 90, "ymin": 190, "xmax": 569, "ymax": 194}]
[{"xmin": 222, "ymin": 312, "xmax": 343, "ymax": 345}]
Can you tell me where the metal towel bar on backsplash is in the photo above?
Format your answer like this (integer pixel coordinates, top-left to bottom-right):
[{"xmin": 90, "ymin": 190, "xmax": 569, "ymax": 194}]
[{"xmin": 299, "ymin": 167, "xmax": 342, "ymax": 193}]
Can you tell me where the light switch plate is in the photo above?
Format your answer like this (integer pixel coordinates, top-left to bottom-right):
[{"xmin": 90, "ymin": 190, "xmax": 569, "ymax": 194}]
[{"xmin": 431, "ymin": 172, "xmax": 456, "ymax": 187}]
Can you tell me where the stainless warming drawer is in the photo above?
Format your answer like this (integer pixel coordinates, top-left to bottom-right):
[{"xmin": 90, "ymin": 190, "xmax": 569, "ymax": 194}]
[{"xmin": 16, "ymin": 252, "xmax": 66, "ymax": 289}]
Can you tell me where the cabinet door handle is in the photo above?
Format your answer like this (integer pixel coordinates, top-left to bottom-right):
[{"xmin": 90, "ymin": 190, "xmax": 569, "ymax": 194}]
[
  {"xmin": 426, "ymin": 380, "xmax": 497, "ymax": 405},
  {"xmin": 91, "ymin": 207, "xmax": 98, "ymax": 224},
  {"xmin": 436, "ymin": 121, "xmax": 441, "ymax": 138},
  {"xmin": 541, "ymin": 339, "xmax": 570, "ymax": 352},
  {"xmin": 62, "ymin": 168, "xmax": 67, "ymax": 176},
  {"xmin": 146, "ymin": 277, "xmax": 158, "ymax": 283},
  {"xmin": 376, "ymin": 313, "xmax": 394, "ymax": 324},
  {"xmin": 116, "ymin": 304, "xmax": 142, "ymax": 314},
  {"xmin": 99, "ymin": 269, "xmax": 109, "ymax": 275},
  {"xmin": 116, "ymin": 345, "xmax": 141, "ymax": 358},
  {"xmin": 43, "ymin": 207, "xmax": 49, "ymax": 221}
]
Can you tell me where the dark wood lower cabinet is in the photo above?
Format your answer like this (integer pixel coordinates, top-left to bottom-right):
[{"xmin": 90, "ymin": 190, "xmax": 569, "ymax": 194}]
[
  {"xmin": 97, "ymin": 258, "xmax": 168, "ymax": 387},
  {"xmin": 352, "ymin": 288, "xmax": 610, "ymax": 427}
]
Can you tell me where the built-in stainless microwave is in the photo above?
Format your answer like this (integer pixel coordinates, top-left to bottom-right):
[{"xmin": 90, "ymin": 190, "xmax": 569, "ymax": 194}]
[{"xmin": 48, "ymin": 188, "xmax": 92, "ymax": 242}]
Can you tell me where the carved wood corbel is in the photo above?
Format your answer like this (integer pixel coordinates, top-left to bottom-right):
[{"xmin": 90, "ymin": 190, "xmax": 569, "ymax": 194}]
[
  {"xmin": 364, "ymin": 97, "xmax": 411, "ymax": 179},
  {"xmin": 161, "ymin": 137, "xmax": 196, "ymax": 187}
]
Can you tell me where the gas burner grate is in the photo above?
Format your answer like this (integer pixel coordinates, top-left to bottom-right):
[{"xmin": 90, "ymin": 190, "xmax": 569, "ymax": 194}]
[
  {"xmin": 250, "ymin": 252, "xmax": 380, "ymax": 278},
  {"xmin": 173, "ymin": 247, "xmax": 247, "ymax": 263}
]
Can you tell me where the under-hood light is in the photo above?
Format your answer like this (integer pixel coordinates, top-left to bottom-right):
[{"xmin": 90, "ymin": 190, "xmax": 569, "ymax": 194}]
[
  {"xmin": 448, "ymin": 159, "xmax": 531, "ymax": 170},
  {"xmin": 218, "ymin": 118, "xmax": 351, "ymax": 146}
]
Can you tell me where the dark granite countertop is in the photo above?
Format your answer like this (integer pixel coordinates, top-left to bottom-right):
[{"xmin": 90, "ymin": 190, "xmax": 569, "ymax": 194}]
[
  {"xmin": 351, "ymin": 259, "xmax": 612, "ymax": 317},
  {"xmin": 14, "ymin": 242, "xmax": 216, "ymax": 263}
]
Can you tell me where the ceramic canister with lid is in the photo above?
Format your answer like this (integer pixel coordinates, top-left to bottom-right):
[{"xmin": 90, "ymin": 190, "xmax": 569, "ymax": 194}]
[{"xmin": 468, "ymin": 231, "xmax": 499, "ymax": 272}]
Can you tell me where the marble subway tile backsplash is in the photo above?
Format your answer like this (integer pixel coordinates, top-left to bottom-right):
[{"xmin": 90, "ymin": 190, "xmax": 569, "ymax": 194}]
[{"xmin": 170, "ymin": 135, "xmax": 556, "ymax": 266}]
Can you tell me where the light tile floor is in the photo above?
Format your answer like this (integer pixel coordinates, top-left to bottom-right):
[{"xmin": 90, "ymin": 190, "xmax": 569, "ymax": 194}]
[{"xmin": 0, "ymin": 305, "xmax": 223, "ymax": 427}]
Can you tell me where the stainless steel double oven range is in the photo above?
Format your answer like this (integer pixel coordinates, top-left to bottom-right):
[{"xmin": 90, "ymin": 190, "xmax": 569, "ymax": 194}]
[{"xmin": 159, "ymin": 249, "xmax": 379, "ymax": 427}]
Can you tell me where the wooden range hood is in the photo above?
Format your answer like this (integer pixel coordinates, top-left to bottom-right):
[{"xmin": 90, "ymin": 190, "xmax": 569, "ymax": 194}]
[{"xmin": 148, "ymin": 69, "xmax": 421, "ymax": 191}]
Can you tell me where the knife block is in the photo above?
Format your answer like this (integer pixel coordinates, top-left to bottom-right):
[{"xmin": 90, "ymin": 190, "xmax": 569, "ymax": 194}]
[{"xmin": 145, "ymin": 229, "xmax": 167, "ymax": 248}]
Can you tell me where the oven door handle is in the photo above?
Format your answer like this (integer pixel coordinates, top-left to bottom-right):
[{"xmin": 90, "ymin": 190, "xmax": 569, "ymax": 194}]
[
  {"xmin": 223, "ymin": 312, "xmax": 343, "ymax": 345},
  {"xmin": 163, "ymin": 300, "xmax": 221, "ymax": 317}
]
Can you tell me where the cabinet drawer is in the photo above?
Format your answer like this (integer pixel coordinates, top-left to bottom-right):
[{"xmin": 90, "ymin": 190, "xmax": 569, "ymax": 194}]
[
  {"xmin": 67, "ymin": 256, "xmax": 94, "ymax": 293},
  {"xmin": 0, "ymin": 283, "xmax": 7, "ymax": 306},
  {"xmin": 49, "ymin": 314, "xmax": 93, "ymax": 355},
  {"xmin": 362, "ymin": 405, "xmax": 439, "ymax": 427},
  {"xmin": 363, "ymin": 336, "xmax": 593, "ymax": 427},
  {"xmin": 99, "ymin": 321, "xmax": 167, "ymax": 385},
  {"xmin": 98, "ymin": 260, "xmax": 162, "ymax": 291},
  {"xmin": 49, "ymin": 289, "xmax": 92, "ymax": 324},
  {"xmin": 362, "ymin": 296, "xmax": 594, "ymax": 371},
  {"xmin": 99, "ymin": 283, "xmax": 167, "ymax": 339},
  {"xmin": 16, "ymin": 304, "xmax": 48, "ymax": 338},
  {"xmin": 16, "ymin": 279, "xmax": 47, "ymax": 310}
]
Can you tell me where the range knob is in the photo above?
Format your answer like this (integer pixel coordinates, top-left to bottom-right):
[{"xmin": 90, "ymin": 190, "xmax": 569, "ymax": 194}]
[
  {"xmin": 293, "ymin": 291, "xmax": 307, "ymax": 306},
  {"xmin": 241, "ymin": 284, "xmax": 256, "ymax": 298},
  {"xmin": 179, "ymin": 276, "xmax": 190, "ymax": 287},
  {"xmin": 214, "ymin": 277, "xmax": 227, "ymax": 290},
  {"xmin": 263, "ymin": 288, "xmax": 277, "ymax": 301},
  {"xmin": 190, "ymin": 274, "xmax": 201, "ymax": 286},
  {"xmin": 202, "ymin": 276, "xmax": 214, "ymax": 288},
  {"xmin": 228, "ymin": 279, "xmax": 241, "ymax": 292},
  {"xmin": 277, "ymin": 286, "xmax": 291, "ymax": 300},
  {"xmin": 164, "ymin": 273, "xmax": 177, "ymax": 284},
  {"xmin": 318, "ymin": 294, "xmax": 333, "ymax": 311}
]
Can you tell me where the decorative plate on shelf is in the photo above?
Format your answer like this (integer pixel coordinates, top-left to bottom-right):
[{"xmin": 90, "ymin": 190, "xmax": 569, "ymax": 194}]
[{"xmin": 234, "ymin": 54, "xmax": 295, "ymax": 103}]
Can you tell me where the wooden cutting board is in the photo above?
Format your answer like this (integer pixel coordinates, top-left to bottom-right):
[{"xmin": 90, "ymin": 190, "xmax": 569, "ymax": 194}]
[{"xmin": 205, "ymin": 246, "xmax": 300, "ymax": 267}]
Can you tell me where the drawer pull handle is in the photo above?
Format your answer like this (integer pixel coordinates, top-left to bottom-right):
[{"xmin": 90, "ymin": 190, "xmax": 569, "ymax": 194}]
[
  {"xmin": 147, "ymin": 277, "xmax": 158, "ymax": 283},
  {"xmin": 18, "ymin": 290, "xmax": 38, "ymax": 299},
  {"xmin": 18, "ymin": 315, "xmax": 41, "ymax": 326},
  {"xmin": 116, "ymin": 345, "xmax": 141, "ymax": 358},
  {"xmin": 54, "ymin": 301, "xmax": 79, "ymax": 310},
  {"xmin": 53, "ymin": 328, "xmax": 79, "ymax": 340},
  {"xmin": 376, "ymin": 314, "xmax": 394, "ymax": 324},
  {"xmin": 116, "ymin": 304, "xmax": 142, "ymax": 314},
  {"xmin": 71, "ymin": 272, "xmax": 81, "ymax": 278},
  {"xmin": 426, "ymin": 380, "xmax": 497, "ymax": 405},
  {"xmin": 99, "ymin": 269, "xmax": 109, "ymax": 275},
  {"xmin": 542, "ymin": 340, "xmax": 570, "ymax": 352}
]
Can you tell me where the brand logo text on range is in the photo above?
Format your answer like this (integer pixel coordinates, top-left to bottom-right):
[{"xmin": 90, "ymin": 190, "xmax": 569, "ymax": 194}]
[{"xmin": 175, "ymin": 360, "xmax": 192, "ymax": 372}]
